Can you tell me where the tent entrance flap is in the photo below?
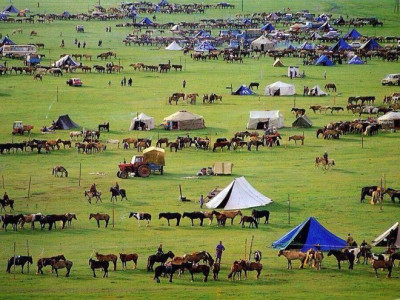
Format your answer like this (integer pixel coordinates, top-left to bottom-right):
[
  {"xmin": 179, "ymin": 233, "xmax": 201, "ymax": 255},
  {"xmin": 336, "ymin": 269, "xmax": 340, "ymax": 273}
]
[
  {"xmin": 217, "ymin": 182, "xmax": 235, "ymax": 209},
  {"xmin": 287, "ymin": 221, "xmax": 310, "ymax": 250},
  {"xmin": 256, "ymin": 121, "xmax": 268, "ymax": 129},
  {"xmin": 133, "ymin": 121, "xmax": 145, "ymax": 130}
]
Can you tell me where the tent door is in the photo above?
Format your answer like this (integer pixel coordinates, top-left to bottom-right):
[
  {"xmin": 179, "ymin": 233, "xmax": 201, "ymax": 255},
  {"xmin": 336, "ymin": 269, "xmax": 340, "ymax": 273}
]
[
  {"xmin": 261, "ymin": 44, "xmax": 265, "ymax": 51},
  {"xmin": 274, "ymin": 89, "xmax": 280, "ymax": 96},
  {"xmin": 134, "ymin": 121, "xmax": 145, "ymax": 130},
  {"xmin": 394, "ymin": 120, "xmax": 400, "ymax": 129},
  {"xmin": 256, "ymin": 121, "xmax": 269, "ymax": 129},
  {"xmin": 172, "ymin": 122, "xmax": 179, "ymax": 130}
]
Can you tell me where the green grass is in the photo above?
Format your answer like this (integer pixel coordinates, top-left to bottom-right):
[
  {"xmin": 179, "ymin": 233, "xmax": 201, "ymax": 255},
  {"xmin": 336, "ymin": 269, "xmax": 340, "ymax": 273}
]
[{"xmin": 1, "ymin": 0, "xmax": 400, "ymax": 299}]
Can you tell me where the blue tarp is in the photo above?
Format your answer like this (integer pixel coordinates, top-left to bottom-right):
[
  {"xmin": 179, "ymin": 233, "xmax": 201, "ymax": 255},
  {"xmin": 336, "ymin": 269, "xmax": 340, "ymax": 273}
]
[
  {"xmin": 139, "ymin": 17, "xmax": 153, "ymax": 25},
  {"xmin": 2, "ymin": 5, "xmax": 19, "ymax": 13},
  {"xmin": 348, "ymin": 56, "xmax": 364, "ymax": 65},
  {"xmin": 272, "ymin": 217, "xmax": 347, "ymax": 252},
  {"xmin": 243, "ymin": 19, "xmax": 251, "ymax": 25},
  {"xmin": 343, "ymin": 29, "xmax": 362, "ymax": 40},
  {"xmin": 233, "ymin": 85, "xmax": 254, "ymax": 95},
  {"xmin": 261, "ymin": 23, "xmax": 275, "ymax": 31},
  {"xmin": 194, "ymin": 30, "xmax": 211, "ymax": 38},
  {"xmin": 158, "ymin": 0, "xmax": 169, "ymax": 6},
  {"xmin": 330, "ymin": 39, "xmax": 353, "ymax": 51},
  {"xmin": 360, "ymin": 39, "xmax": 381, "ymax": 51},
  {"xmin": 1, "ymin": 36, "xmax": 15, "ymax": 46},
  {"xmin": 194, "ymin": 41, "xmax": 216, "ymax": 52},
  {"xmin": 314, "ymin": 55, "xmax": 334, "ymax": 66}
]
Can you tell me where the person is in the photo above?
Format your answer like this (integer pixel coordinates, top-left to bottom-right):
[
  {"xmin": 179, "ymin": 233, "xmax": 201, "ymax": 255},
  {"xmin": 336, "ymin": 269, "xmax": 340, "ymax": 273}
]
[
  {"xmin": 199, "ymin": 195, "xmax": 204, "ymax": 208},
  {"xmin": 156, "ymin": 244, "xmax": 163, "ymax": 256},
  {"xmin": 3, "ymin": 192, "xmax": 9, "ymax": 203},
  {"xmin": 41, "ymin": 125, "xmax": 48, "ymax": 132},
  {"xmin": 289, "ymin": 70, "xmax": 293, "ymax": 79},
  {"xmin": 153, "ymin": 14, "xmax": 156, "ymax": 21},
  {"xmin": 74, "ymin": 38, "xmax": 77, "ymax": 45},
  {"xmin": 78, "ymin": 42, "xmax": 81, "ymax": 48},
  {"xmin": 324, "ymin": 70, "xmax": 327, "ymax": 80},
  {"xmin": 123, "ymin": 141, "xmax": 128, "ymax": 149},
  {"xmin": 182, "ymin": 79, "xmax": 186, "ymax": 88},
  {"xmin": 123, "ymin": 76, "xmax": 126, "ymax": 86},
  {"xmin": 302, "ymin": 70, "xmax": 305, "ymax": 78},
  {"xmin": 90, "ymin": 183, "xmax": 97, "ymax": 195},
  {"xmin": 114, "ymin": 182, "xmax": 120, "ymax": 193},
  {"xmin": 98, "ymin": 40, "xmax": 102, "ymax": 47},
  {"xmin": 60, "ymin": 39, "xmax": 64, "ymax": 48},
  {"xmin": 215, "ymin": 241, "xmax": 225, "ymax": 264},
  {"xmin": 128, "ymin": 78, "xmax": 132, "ymax": 86},
  {"xmin": 323, "ymin": 151, "xmax": 328, "ymax": 164},
  {"xmin": 121, "ymin": 79, "xmax": 124, "ymax": 86},
  {"xmin": 83, "ymin": 41, "xmax": 86, "ymax": 49},
  {"xmin": 346, "ymin": 233, "xmax": 354, "ymax": 246}
]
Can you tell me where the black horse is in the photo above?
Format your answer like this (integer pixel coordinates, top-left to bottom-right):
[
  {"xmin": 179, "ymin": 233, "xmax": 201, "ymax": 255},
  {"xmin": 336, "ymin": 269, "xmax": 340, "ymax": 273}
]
[
  {"xmin": 98, "ymin": 122, "xmax": 110, "ymax": 132},
  {"xmin": 159, "ymin": 212, "xmax": 181, "ymax": 226},
  {"xmin": 249, "ymin": 82, "xmax": 259, "ymax": 90},
  {"xmin": 251, "ymin": 209, "xmax": 270, "ymax": 224},
  {"xmin": 2, "ymin": 214, "xmax": 23, "ymax": 231},
  {"xmin": 109, "ymin": 187, "xmax": 127, "ymax": 201},
  {"xmin": 0, "ymin": 199, "xmax": 14, "ymax": 212},
  {"xmin": 154, "ymin": 262, "xmax": 187, "ymax": 283},
  {"xmin": 147, "ymin": 251, "xmax": 175, "ymax": 271},
  {"xmin": 6, "ymin": 256, "xmax": 33, "ymax": 273},
  {"xmin": 327, "ymin": 250, "xmax": 355, "ymax": 270},
  {"xmin": 182, "ymin": 212, "xmax": 205, "ymax": 226},
  {"xmin": 254, "ymin": 250, "xmax": 262, "ymax": 262},
  {"xmin": 247, "ymin": 140, "xmax": 264, "ymax": 151},
  {"xmin": 89, "ymin": 259, "xmax": 109, "ymax": 278},
  {"xmin": 360, "ymin": 186, "xmax": 378, "ymax": 203},
  {"xmin": 37, "ymin": 254, "xmax": 66, "ymax": 274}
]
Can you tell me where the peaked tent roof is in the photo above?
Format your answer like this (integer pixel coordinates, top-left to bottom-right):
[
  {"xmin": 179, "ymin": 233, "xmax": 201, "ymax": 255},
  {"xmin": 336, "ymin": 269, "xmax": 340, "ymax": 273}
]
[
  {"xmin": 194, "ymin": 30, "xmax": 211, "ymax": 38},
  {"xmin": 330, "ymin": 39, "xmax": 353, "ymax": 51},
  {"xmin": 272, "ymin": 217, "xmax": 347, "ymax": 252},
  {"xmin": 1, "ymin": 36, "xmax": 15, "ymax": 45},
  {"xmin": 130, "ymin": 112, "xmax": 155, "ymax": 130},
  {"xmin": 2, "ymin": 5, "xmax": 19, "ymax": 13},
  {"xmin": 372, "ymin": 222, "xmax": 400, "ymax": 247},
  {"xmin": 299, "ymin": 41, "xmax": 314, "ymax": 50},
  {"xmin": 194, "ymin": 41, "xmax": 216, "ymax": 52},
  {"xmin": 265, "ymin": 81, "xmax": 295, "ymax": 96},
  {"xmin": 165, "ymin": 41, "xmax": 183, "ymax": 51},
  {"xmin": 314, "ymin": 55, "xmax": 333, "ymax": 66},
  {"xmin": 164, "ymin": 110, "xmax": 203, "ymax": 121},
  {"xmin": 261, "ymin": 23, "xmax": 275, "ymax": 31},
  {"xmin": 273, "ymin": 58, "xmax": 284, "ymax": 67},
  {"xmin": 251, "ymin": 35, "xmax": 276, "ymax": 50},
  {"xmin": 292, "ymin": 115, "xmax": 312, "ymax": 128},
  {"xmin": 360, "ymin": 39, "xmax": 381, "ymax": 50},
  {"xmin": 53, "ymin": 55, "xmax": 78, "ymax": 67},
  {"xmin": 55, "ymin": 114, "xmax": 79, "ymax": 130},
  {"xmin": 308, "ymin": 85, "xmax": 327, "ymax": 96},
  {"xmin": 343, "ymin": 28, "xmax": 362, "ymax": 40},
  {"xmin": 139, "ymin": 17, "xmax": 153, "ymax": 25},
  {"xmin": 233, "ymin": 85, "xmax": 254, "ymax": 95},
  {"xmin": 348, "ymin": 56, "xmax": 364, "ymax": 65},
  {"xmin": 158, "ymin": 0, "xmax": 169, "ymax": 5},
  {"xmin": 205, "ymin": 176, "xmax": 272, "ymax": 210},
  {"xmin": 247, "ymin": 110, "xmax": 284, "ymax": 129}
]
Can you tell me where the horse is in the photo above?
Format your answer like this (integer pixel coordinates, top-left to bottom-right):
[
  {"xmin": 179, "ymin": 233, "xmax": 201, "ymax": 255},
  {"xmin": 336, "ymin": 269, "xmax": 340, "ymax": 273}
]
[
  {"xmin": 288, "ymin": 135, "xmax": 304, "ymax": 145},
  {"xmin": 183, "ymin": 262, "xmax": 210, "ymax": 282},
  {"xmin": 50, "ymin": 259, "xmax": 73, "ymax": 277},
  {"xmin": 120, "ymin": 253, "xmax": 138, "ymax": 270},
  {"xmin": 201, "ymin": 211, "xmax": 214, "ymax": 225},
  {"xmin": 254, "ymin": 250, "xmax": 262, "ymax": 262},
  {"xmin": 37, "ymin": 255, "xmax": 66, "ymax": 274},
  {"xmin": 33, "ymin": 74, "xmax": 43, "ymax": 81},
  {"xmin": 211, "ymin": 211, "xmax": 227, "ymax": 227},
  {"xmin": 106, "ymin": 139, "xmax": 120, "ymax": 148},
  {"xmin": 52, "ymin": 166, "xmax": 68, "ymax": 177},
  {"xmin": 129, "ymin": 212, "xmax": 151, "ymax": 226},
  {"xmin": 291, "ymin": 108, "xmax": 306, "ymax": 118},
  {"xmin": 251, "ymin": 209, "xmax": 270, "ymax": 224},
  {"xmin": 247, "ymin": 140, "xmax": 264, "ymax": 151},
  {"xmin": 85, "ymin": 191, "xmax": 102, "ymax": 204},
  {"xmin": 147, "ymin": 251, "xmax": 175, "ymax": 271},
  {"xmin": 324, "ymin": 83, "xmax": 337, "ymax": 92},
  {"xmin": 39, "ymin": 214, "xmax": 68, "ymax": 230},
  {"xmin": 153, "ymin": 262, "xmax": 183, "ymax": 283},
  {"xmin": 212, "ymin": 262, "xmax": 220, "ymax": 280},
  {"xmin": 315, "ymin": 157, "xmax": 335, "ymax": 169},
  {"xmin": 330, "ymin": 106, "xmax": 344, "ymax": 114},
  {"xmin": 96, "ymin": 252, "xmax": 117, "ymax": 271},
  {"xmin": 239, "ymin": 216, "xmax": 258, "ymax": 228},
  {"xmin": 184, "ymin": 251, "xmax": 214, "ymax": 266},
  {"xmin": 242, "ymin": 260, "xmax": 263, "ymax": 279},
  {"xmin": 0, "ymin": 199, "xmax": 14, "ymax": 212},
  {"xmin": 360, "ymin": 186, "xmax": 378, "ymax": 203},
  {"xmin": 305, "ymin": 249, "xmax": 324, "ymax": 270},
  {"xmin": 65, "ymin": 213, "xmax": 77, "ymax": 226},
  {"xmin": 278, "ymin": 250, "xmax": 307, "ymax": 269},
  {"xmin": 220, "ymin": 210, "xmax": 242, "ymax": 225},
  {"xmin": 89, "ymin": 213, "xmax": 110, "ymax": 228},
  {"xmin": 159, "ymin": 212, "xmax": 181, "ymax": 226},
  {"xmin": 156, "ymin": 138, "xmax": 169, "ymax": 147},
  {"xmin": 70, "ymin": 131, "xmax": 82, "ymax": 140},
  {"xmin": 89, "ymin": 259, "xmax": 109, "ymax": 278},
  {"xmin": 19, "ymin": 213, "xmax": 42, "ymax": 229},
  {"xmin": 109, "ymin": 187, "xmax": 127, "ymax": 201},
  {"xmin": 122, "ymin": 138, "xmax": 138, "ymax": 148},
  {"xmin": 383, "ymin": 188, "xmax": 400, "ymax": 204},
  {"xmin": 7, "ymin": 256, "xmax": 33, "ymax": 273},
  {"xmin": 213, "ymin": 141, "xmax": 231, "ymax": 152},
  {"xmin": 327, "ymin": 250, "xmax": 355, "ymax": 270},
  {"xmin": 227, "ymin": 260, "xmax": 245, "ymax": 280},
  {"xmin": 249, "ymin": 82, "xmax": 259, "ymax": 90},
  {"xmin": 182, "ymin": 212, "xmax": 205, "ymax": 226},
  {"xmin": 2, "ymin": 214, "xmax": 23, "ymax": 231},
  {"xmin": 372, "ymin": 259, "xmax": 393, "ymax": 278},
  {"xmin": 98, "ymin": 122, "xmax": 109, "ymax": 132}
]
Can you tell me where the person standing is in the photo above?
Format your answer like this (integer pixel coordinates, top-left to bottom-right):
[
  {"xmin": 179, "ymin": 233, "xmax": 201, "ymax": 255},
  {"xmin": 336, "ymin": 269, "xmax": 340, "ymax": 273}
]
[
  {"xmin": 123, "ymin": 76, "xmax": 127, "ymax": 86},
  {"xmin": 346, "ymin": 233, "xmax": 354, "ymax": 246},
  {"xmin": 199, "ymin": 195, "xmax": 204, "ymax": 208},
  {"xmin": 324, "ymin": 70, "xmax": 327, "ymax": 80},
  {"xmin": 83, "ymin": 41, "xmax": 86, "ymax": 49},
  {"xmin": 323, "ymin": 151, "xmax": 328, "ymax": 164},
  {"xmin": 215, "ymin": 241, "xmax": 225, "ymax": 264},
  {"xmin": 182, "ymin": 79, "xmax": 186, "ymax": 88},
  {"xmin": 128, "ymin": 78, "xmax": 132, "ymax": 86}
]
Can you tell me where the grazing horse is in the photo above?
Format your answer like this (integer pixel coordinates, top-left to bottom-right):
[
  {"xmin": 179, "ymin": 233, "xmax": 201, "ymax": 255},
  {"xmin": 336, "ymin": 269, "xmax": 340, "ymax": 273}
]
[
  {"xmin": 383, "ymin": 188, "xmax": 400, "ymax": 204},
  {"xmin": 291, "ymin": 108, "xmax": 306, "ymax": 118},
  {"xmin": 37, "ymin": 255, "xmax": 66, "ymax": 274},
  {"xmin": 360, "ymin": 186, "xmax": 378, "ymax": 203},
  {"xmin": 184, "ymin": 262, "xmax": 210, "ymax": 282},
  {"xmin": 85, "ymin": 191, "xmax": 102, "ymax": 204},
  {"xmin": 70, "ymin": 131, "xmax": 82, "ymax": 140},
  {"xmin": 89, "ymin": 259, "xmax": 109, "ymax": 278},
  {"xmin": 96, "ymin": 252, "xmax": 118, "ymax": 271},
  {"xmin": 3, "ymin": 214, "xmax": 23, "ymax": 231},
  {"xmin": 239, "ymin": 216, "xmax": 258, "ymax": 228},
  {"xmin": 109, "ymin": 187, "xmax": 127, "ymax": 201},
  {"xmin": 278, "ymin": 250, "xmax": 307, "ymax": 269},
  {"xmin": 213, "ymin": 141, "xmax": 231, "ymax": 152},
  {"xmin": 52, "ymin": 166, "xmax": 68, "ymax": 177},
  {"xmin": 120, "ymin": 253, "xmax": 138, "ymax": 270},
  {"xmin": 159, "ymin": 212, "xmax": 181, "ymax": 226},
  {"xmin": 156, "ymin": 138, "xmax": 169, "ymax": 147},
  {"xmin": 6, "ymin": 256, "xmax": 33, "ymax": 273},
  {"xmin": 147, "ymin": 251, "xmax": 175, "ymax": 271},
  {"xmin": 50, "ymin": 259, "xmax": 73, "ymax": 277},
  {"xmin": 330, "ymin": 106, "xmax": 344, "ymax": 114},
  {"xmin": 372, "ymin": 259, "xmax": 393, "ymax": 278},
  {"xmin": 129, "ymin": 212, "xmax": 151, "ymax": 226},
  {"xmin": 315, "ymin": 157, "xmax": 335, "ymax": 169},
  {"xmin": 0, "ymin": 199, "xmax": 14, "ymax": 212},
  {"xmin": 211, "ymin": 211, "xmax": 227, "ymax": 227},
  {"xmin": 254, "ymin": 250, "xmax": 262, "ymax": 262},
  {"xmin": 288, "ymin": 135, "xmax": 304, "ymax": 145},
  {"xmin": 249, "ymin": 82, "xmax": 259, "ymax": 90},
  {"xmin": 89, "ymin": 213, "xmax": 110, "ymax": 228},
  {"xmin": 251, "ymin": 209, "xmax": 270, "ymax": 224},
  {"xmin": 65, "ymin": 213, "xmax": 77, "ymax": 226},
  {"xmin": 220, "ymin": 210, "xmax": 242, "ymax": 225},
  {"xmin": 324, "ymin": 83, "xmax": 337, "ymax": 92},
  {"xmin": 328, "ymin": 250, "xmax": 355, "ymax": 270},
  {"xmin": 182, "ymin": 212, "xmax": 205, "ymax": 226}
]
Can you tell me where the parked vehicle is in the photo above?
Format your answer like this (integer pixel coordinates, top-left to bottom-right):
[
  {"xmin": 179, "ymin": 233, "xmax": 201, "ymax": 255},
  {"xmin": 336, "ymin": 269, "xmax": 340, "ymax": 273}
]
[
  {"xmin": 381, "ymin": 74, "xmax": 400, "ymax": 86},
  {"xmin": 66, "ymin": 78, "xmax": 82, "ymax": 87}
]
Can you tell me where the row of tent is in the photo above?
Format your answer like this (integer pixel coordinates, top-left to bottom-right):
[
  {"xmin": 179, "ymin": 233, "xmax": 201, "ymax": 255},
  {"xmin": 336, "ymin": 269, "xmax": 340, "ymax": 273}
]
[{"xmin": 232, "ymin": 82, "xmax": 328, "ymax": 97}]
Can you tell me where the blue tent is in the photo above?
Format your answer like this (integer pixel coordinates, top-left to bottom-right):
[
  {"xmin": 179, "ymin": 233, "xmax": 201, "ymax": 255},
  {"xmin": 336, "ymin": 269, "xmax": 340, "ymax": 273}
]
[
  {"xmin": 158, "ymin": 0, "xmax": 169, "ymax": 6},
  {"xmin": 330, "ymin": 39, "xmax": 353, "ymax": 51},
  {"xmin": 243, "ymin": 19, "xmax": 251, "ymax": 25},
  {"xmin": 272, "ymin": 217, "xmax": 347, "ymax": 252},
  {"xmin": 233, "ymin": 85, "xmax": 254, "ymax": 96},
  {"xmin": 360, "ymin": 39, "xmax": 381, "ymax": 51},
  {"xmin": 62, "ymin": 11, "xmax": 69, "ymax": 17},
  {"xmin": 194, "ymin": 41, "xmax": 216, "ymax": 52},
  {"xmin": 229, "ymin": 39, "xmax": 239, "ymax": 49},
  {"xmin": 261, "ymin": 23, "xmax": 275, "ymax": 32},
  {"xmin": 2, "ymin": 5, "xmax": 19, "ymax": 13},
  {"xmin": 343, "ymin": 28, "xmax": 362, "ymax": 40},
  {"xmin": 299, "ymin": 42, "xmax": 314, "ymax": 50},
  {"xmin": 348, "ymin": 56, "xmax": 364, "ymax": 65},
  {"xmin": 1, "ymin": 36, "xmax": 15, "ymax": 46},
  {"xmin": 139, "ymin": 17, "xmax": 153, "ymax": 25},
  {"xmin": 194, "ymin": 30, "xmax": 211, "ymax": 38},
  {"xmin": 314, "ymin": 55, "xmax": 334, "ymax": 66},
  {"xmin": 287, "ymin": 44, "xmax": 295, "ymax": 50}
]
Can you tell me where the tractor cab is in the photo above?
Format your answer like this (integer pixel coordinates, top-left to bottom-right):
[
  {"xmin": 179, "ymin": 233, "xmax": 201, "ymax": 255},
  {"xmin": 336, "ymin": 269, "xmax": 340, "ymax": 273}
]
[
  {"xmin": 131, "ymin": 155, "xmax": 144, "ymax": 164},
  {"xmin": 13, "ymin": 121, "xmax": 23, "ymax": 134}
]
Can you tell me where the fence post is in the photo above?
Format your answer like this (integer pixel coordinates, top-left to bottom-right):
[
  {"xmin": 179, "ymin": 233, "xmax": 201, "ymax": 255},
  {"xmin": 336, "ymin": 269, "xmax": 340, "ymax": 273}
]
[{"xmin": 27, "ymin": 176, "xmax": 32, "ymax": 199}]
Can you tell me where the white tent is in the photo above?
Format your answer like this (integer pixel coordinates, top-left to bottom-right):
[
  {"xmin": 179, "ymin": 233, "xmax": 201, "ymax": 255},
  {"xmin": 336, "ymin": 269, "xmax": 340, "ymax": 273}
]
[
  {"xmin": 170, "ymin": 24, "xmax": 180, "ymax": 32},
  {"xmin": 265, "ymin": 81, "xmax": 295, "ymax": 96},
  {"xmin": 378, "ymin": 112, "xmax": 400, "ymax": 129},
  {"xmin": 205, "ymin": 176, "xmax": 272, "ymax": 210},
  {"xmin": 53, "ymin": 55, "xmax": 78, "ymax": 67},
  {"xmin": 129, "ymin": 113, "xmax": 154, "ymax": 130},
  {"xmin": 287, "ymin": 66, "xmax": 300, "ymax": 77},
  {"xmin": 273, "ymin": 58, "xmax": 284, "ymax": 67},
  {"xmin": 372, "ymin": 222, "xmax": 400, "ymax": 248},
  {"xmin": 165, "ymin": 41, "xmax": 183, "ymax": 51},
  {"xmin": 251, "ymin": 35, "xmax": 276, "ymax": 51},
  {"xmin": 308, "ymin": 85, "xmax": 327, "ymax": 96},
  {"xmin": 247, "ymin": 110, "xmax": 284, "ymax": 129}
]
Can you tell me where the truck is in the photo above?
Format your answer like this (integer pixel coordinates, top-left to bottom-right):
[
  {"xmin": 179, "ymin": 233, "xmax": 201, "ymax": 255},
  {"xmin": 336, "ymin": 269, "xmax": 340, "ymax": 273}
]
[
  {"xmin": 381, "ymin": 74, "xmax": 400, "ymax": 86},
  {"xmin": 117, "ymin": 146, "xmax": 165, "ymax": 179},
  {"xmin": 12, "ymin": 121, "xmax": 34, "ymax": 135}
]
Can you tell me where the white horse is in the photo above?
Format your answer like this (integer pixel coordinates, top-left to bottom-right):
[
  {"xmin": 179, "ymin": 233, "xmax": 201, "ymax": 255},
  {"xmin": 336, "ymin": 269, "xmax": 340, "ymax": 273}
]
[
  {"xmin": 106, "ymin": 139, "xmax": 120, "ymax": 148},
  {"xmin": 70, "ymin": 131, "xmax": 82, "ymax": 140}
]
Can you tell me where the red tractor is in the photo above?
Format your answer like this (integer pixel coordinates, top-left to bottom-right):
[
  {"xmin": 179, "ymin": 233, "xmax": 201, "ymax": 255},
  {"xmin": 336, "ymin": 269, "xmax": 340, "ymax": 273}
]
[{"xmin": 117, "ymin": 147, "xmax": 165, "ymax": 179}]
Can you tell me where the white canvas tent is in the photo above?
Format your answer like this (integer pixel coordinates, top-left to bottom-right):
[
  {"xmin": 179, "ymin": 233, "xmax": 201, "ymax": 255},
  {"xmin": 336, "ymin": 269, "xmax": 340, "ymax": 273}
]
[
  {"xmin": 205, "ymin": 176, "xmax": 272, "ymax": 210},
  {"xmin": 265, "ymin": 81, "xmax": 295, "ymax": 96},
  {"xmin": 273, "ymin": 58, "xmax": 284, "ymax": 67},
  {"xmin": 378, "ymin": 112, "xmax": 400, "ymax": 129},
  {"xmin": 129, "ymin": 113, "xmax": 154, "ymax": 130},
  {"xmin": 170, "ymin": 24, "xmax": 180, "ymax": 32},
  {"xmin": 247, "ymin": 110, "xmax": 284, "ymax": 129},
  {"xmin": 308, "ymin": 85, "xmax": 327, "ymax": 96},
  {"xmin": 251, "ymin": 35, "xmax": 276, "ymax": 51},
  {"xmin": 165, "ymin": 41, "xmax": 183, "ymax": 51},
  {"xmin": 372, "ymin": 222, "xmax": 400, "ymax": 248},
  {"xmin": 53, "ymin": 55, "xmax": 78, "ymax": 67},
  {"xmin": 163, "ymin": 110, "xmax": 205, "ymax": 130},
  {"xmin": 287, "ymin": 66, "xmax": 300, "ymax": 77}
]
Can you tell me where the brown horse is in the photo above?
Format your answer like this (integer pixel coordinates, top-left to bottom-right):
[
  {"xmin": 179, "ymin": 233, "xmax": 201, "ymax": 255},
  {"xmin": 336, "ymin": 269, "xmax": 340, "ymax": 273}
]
[
  {"xmin": 89, "ymin": 213, "xmax": 109, "ymax": 228},
  {"xmin": 120, "ymin": 253, "xmax": 138, "ymax": 270},
  {"xmin": 372, "ymin": 259, "xmax": 393, "ymax": 278},
  {"xmin": 211, "ymin": 211, "xmax": 227, "ymax": 227},
  {"xmin": 37, "ymin": 254, "xmax": 66, "ymax": 274},
  {"xmin": 212, "ymin": 262, "xmax": 220, "ymax": 280},
  {"xmin": 239, "ymin": 216, "xmax": 258, "ymax": 228},
  {"xmin": 288, "ymin": 135, "xmax": 304, "ymax": 145},
  {"xmin": 50, "ymin": 259, "xmax": 73, "ymax": 277},
  {"xmin": 96, "ymin": 252, "xmax": 117, "ymax": 271},
  {"xmin": 305, "ymin": 249, "xmax": 324, "ymax": 270},
  {"xmin": 278, "ymin": 250, "xmax": 307, "ymax": 269},
  {"xmin": 220, "ymin": 210, "xmax": 242, "ymax": 225},
  {"xmin": 212, "ymin": 141, "xmax": 231, "ymax": 152},
  {"xmin": 242, "ymin": 260, "xmax": 262, "ymax": 279},
  {"xmin": 327, "ymin": 250, "xmax": 355, "ymax": 270},
  {"xmin": 85, "ymin": 191, "xmax": 102, "ymax": 204},
  {"xmin": 324, "ymin": 83, "xmax": 337, "ymax": 92},
  {"xmin": 122, "ymin": 138, "xmax": 137, "ymax": 148},
  {"xmin": 156, "ymin": 138, "xmax": 169, "ymax": 147},
  {"xmin": 315, "ymin": 157, "xmax": 335, "ymax": 169},
  {"xmin": 201, "ymin": 211, "xmax": 214, "ymax": 225},
  {"xmin": 227, "ymin": 260, "xmax": 245, "ymax": 280},
  {"xmin": 184, "ymin": 262, "xmax": 210, "ymax": 282},
  {"xmin": 184, "ymin": 251, "xmax": 213, "ymax": 266}
]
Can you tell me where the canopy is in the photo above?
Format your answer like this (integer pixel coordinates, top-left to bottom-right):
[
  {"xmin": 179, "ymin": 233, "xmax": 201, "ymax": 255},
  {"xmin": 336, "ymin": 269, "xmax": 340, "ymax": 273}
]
[
  {"xmin": 251, "ymin": 35, "xmax": 276, "ymax": 51},
  {"xmin": 130, "ymin": 113, "xmax": 154, "ymax": 130},
  {"xmin": 139, "ymin": 17, "xmax": 153, "ymax": 25},
  {"xmin": 194, "ymin": 30, "xmax": 211, "ymax": 38},
  {"xmin": 213, "ymin": 162, "xmax": 233, "ymax": 175},
  {"xmin": 360, "ymin": 39, "xmax": 381, "ymax": 51},
  {"xmin": 143, "ymin": 147, "xmax": 165, "ymax": 166},
  {"xmin": 299, "ymin": 42, "xmax": 314, "ymax": 50},
  {"xmin": 273, "ymin": 58, "xmax": 284, "ymax": 67},
  {"xmin": 292, "ymin": 115, "xmax": 312, "ymax": 128},
  {"xmin": 343, "ymin": 29, "xmax": 362, "ymax": 40},
  {"xmin": 372, "ymin": 222, "xmax": 400, "ymax": 248},
  {"xmin": 2, "ymin": 5, "xmax": 19, "ymax": 13},
  {"xmin": 261, "ymin": 23, "xmax": 275, "ymax": 32},
  {"xmin": 265, "ymin": 81, "xmax": 295, "ymax": 96},
  {"xmin": 272, "ymin": 217, "xmax": 347, "ymax": 252},
  {"xmin": 194, "ymin": 41, "xmax": 216, "ymax": 52},
  {"xmin": 165, "ymin": 41, "xmax": 182, "ymax": 51},
  {"xmin": 163, "ymin": 110, "xmax": 205, "ymax": 130},
  {"xmin": 0, "ymin": 36, "xmax": 15, "ymax": 46},
  {"xmin": 247, "ymin": 110, "xmax": 284, "ymax": 129},
  {"xmin": 330, "ymin": 39, "xmax": 353, "ymax": 51},
  {"xmin": 348, "ymin": 56, "xmax": 364, "ymax": 65},
  {"xmin": 205, "ymin": 176, "xmax": 272, "ymax": 210},
  {"xmin": 314, "ymin": 55, "xmax": 333, "ymax": 66},
  {"xmin": 53, "ymin": 55, "xmax": 78, "ymax": 67},
  {"xmin": 308, "ymin": 85, "xmax": 327, "ymax": 96},
  {"xmin": 54, "ymin": 114, "xmax": 79, "ymax": 130},
  {"xmin": 378, "ymin": 112, "xmax": 400, "ymax": 129},
  {"xmin": 233, "ymin": 85, "xmax": 254, "ymax": 96}
]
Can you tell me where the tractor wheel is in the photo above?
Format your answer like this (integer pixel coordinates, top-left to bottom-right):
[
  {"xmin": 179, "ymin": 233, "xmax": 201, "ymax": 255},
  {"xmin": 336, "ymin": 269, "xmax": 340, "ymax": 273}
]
[
  {"xmin": 160, "ymin": 166, "xmax": 164, "ymax": 175},
  {"xmin": 116, "ymin": 171, "xmax": 121, "ymax": 178},
  {"xmin": 120, "ymin": 171, "xmax": 128, "ymax": 179},
  {"xmin": 138, "ymin": 165, "xmax": 150, "ymax": 178}
]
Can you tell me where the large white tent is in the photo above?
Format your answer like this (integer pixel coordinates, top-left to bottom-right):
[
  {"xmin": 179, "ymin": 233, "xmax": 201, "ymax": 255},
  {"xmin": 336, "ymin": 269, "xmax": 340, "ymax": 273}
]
[
  {"xmin": 129, "ymin": 113, "xmax": 154, "ymax": 130},
  {"xmin": 372, "ymin": 222, "xmax": 400, "ymax": 248},
  {"xmin": 308, "ymin": 85, "xmax": 327, "ymax": 96},
  {"xmin": 251, "ymin": 35, "xmax": 276, "ymax": 51},
  {"xmin": 247, "ymin": 110, "xmax": 284, "ymax": 129},
  {"xmin": 378, "ymin": 112, "xmax": 400, "ymax": 129},
  {"xmin": 206, "ymin": 176, "xmax": 272, "ymax": 210},
  {"xmin": 265, "ymin": 81, "xmax": 295, "ymax": 96},
  {"xmin": 165, "ymin": 41, "xmax": 183, "ymax": 51},
  {"xmin": 53, "ymin": 55, "xmax": 78, "ymax": 67}
]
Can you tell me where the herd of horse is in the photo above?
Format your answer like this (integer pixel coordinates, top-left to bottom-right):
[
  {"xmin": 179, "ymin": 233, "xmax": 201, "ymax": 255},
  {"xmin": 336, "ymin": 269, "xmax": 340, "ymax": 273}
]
[{"xmin": 0, "ymin": 213, "xmax": 77, "ymax": 231}]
